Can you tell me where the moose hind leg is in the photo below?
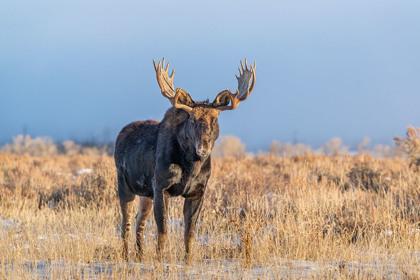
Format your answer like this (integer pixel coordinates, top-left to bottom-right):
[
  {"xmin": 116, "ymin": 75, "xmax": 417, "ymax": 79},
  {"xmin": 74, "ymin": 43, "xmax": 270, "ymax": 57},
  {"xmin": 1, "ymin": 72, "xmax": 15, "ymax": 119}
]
[
  {"xmin": 120, "ymin": 200, "xmax": 134, "ymax": 260},
  {"xmin": 135, "ymin": 196, "xmax": 153, "ymax": 261},
  {"xmin": 120, "ymin": 198, "xmax": 135, "ymax": 260},
  {"xmin": 118, "ymin": 172, "xmax": 136, "ymax": 261},
  {"xmin": 183, "ymin": 195, "xmax": 204, "ymax": 265}
]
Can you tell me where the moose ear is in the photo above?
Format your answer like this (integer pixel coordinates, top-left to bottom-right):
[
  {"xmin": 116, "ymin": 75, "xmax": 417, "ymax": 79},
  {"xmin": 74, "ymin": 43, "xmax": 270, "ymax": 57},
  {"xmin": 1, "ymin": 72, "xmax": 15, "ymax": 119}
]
[
  {"xmin": 176, "ymin": 89, "xmax": 196, "ymax": 108},
  {"xmin": 212, "ymin": 90, "xmax": 231, "ymax": 107}
]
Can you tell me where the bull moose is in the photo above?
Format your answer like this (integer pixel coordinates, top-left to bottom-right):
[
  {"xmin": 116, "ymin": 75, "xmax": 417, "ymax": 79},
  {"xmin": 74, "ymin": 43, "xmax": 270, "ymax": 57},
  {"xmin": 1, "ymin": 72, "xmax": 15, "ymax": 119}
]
[{"xmin": 114, "ymin": 58, "xmax": 256, "ymax": 263}]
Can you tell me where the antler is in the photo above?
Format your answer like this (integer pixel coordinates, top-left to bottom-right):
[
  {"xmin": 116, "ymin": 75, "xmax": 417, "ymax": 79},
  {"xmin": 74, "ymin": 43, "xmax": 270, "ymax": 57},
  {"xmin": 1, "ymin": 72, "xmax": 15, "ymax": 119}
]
[
  {"xmin": 173, "ymin": 88, "xmax": 194, "ymax": 112},
  {"xmin": 153, "ymin": 58, "xmax": 193, "ymax": 112},
  {"xmin": 217, "ymin": 58, "xmax": 256, "ymax": 111},
  {"xmin": 153, "ymin": 58, "xmax": 175, "ymax": 101}
]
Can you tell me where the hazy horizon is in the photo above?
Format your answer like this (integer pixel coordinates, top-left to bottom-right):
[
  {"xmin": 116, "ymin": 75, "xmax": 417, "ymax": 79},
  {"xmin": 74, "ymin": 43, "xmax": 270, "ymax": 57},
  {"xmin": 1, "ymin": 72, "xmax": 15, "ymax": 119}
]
[{"xmin": 2, "ymin": 1, "xmax": 419, "ymax": 151}]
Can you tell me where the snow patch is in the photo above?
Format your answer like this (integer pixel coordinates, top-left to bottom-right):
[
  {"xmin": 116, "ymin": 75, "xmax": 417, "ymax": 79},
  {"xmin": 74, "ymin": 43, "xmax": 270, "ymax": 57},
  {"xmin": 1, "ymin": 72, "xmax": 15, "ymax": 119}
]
[
  {"xmin": 75, "ymin": 168, "xmax": 92, "ymax": 175},
  {"xmin": 0, "ymin": 216, "xmax": 22, "ymax": 232}
]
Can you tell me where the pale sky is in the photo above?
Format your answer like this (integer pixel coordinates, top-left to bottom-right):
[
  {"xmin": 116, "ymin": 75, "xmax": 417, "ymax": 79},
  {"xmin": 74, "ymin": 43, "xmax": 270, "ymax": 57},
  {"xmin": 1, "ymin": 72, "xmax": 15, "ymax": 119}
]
[{"xmin": 1, "ymin": 0, "xmax": 419, "ymax": 150}]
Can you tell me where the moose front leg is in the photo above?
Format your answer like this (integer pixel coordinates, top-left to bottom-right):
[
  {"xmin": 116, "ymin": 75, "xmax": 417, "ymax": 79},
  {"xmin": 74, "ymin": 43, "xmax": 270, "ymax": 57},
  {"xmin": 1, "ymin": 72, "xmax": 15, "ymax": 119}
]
[
  {"xmin": 183, "ymin": 194, "xmax": 204, "ymax": 265},
  {"xmin": 153, "ymin": 190, "xmax": 170, "ymax": 261}
]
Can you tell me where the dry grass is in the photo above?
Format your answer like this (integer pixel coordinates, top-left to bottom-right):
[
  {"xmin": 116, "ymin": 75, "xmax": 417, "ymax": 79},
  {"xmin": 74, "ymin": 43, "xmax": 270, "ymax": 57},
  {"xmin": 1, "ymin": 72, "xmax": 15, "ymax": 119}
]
[{"xmin": 1, "ymin": 153, "xmax": 420, "ymax": 278}]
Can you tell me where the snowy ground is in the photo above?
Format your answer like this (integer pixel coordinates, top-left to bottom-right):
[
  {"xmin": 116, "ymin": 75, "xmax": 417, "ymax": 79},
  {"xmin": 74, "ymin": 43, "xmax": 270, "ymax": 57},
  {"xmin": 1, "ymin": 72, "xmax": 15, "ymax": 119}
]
[
  {"xmin": 2, "ymin": 253, "xmax": 419, "ymax": 279},
  {"xmin": 1, "ymin": 216, "xmax": 419, "ymax": 279}
]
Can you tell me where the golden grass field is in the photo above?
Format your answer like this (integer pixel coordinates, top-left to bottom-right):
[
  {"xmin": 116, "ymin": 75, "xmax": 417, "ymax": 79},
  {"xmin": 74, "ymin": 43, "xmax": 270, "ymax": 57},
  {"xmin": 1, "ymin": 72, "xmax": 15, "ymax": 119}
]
[{"xmin": 1, "ymin": 150, "xmax": 420, "ymax": 279}]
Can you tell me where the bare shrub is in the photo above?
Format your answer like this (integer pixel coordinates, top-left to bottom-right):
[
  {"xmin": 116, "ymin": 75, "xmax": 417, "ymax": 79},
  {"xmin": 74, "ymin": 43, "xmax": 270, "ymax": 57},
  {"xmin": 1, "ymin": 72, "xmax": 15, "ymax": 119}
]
[
  {"xmin": 213, "ymin": 135, "xmax": 246, "ymax": 158},
  {"xmin": 269, "ymin": 140, "xmax": 282, "ymax": 156},
  {"xmin": 357, "ymin": 137, "xmax": 370, "ymax": 154},
  {"xmin": 269, "ymin": 140, "xmax": 313, "ymax": 157},
  {"xmin": 395, "ymin": 126, "xmax": 420, "ymax": 170},
  {"xmin": 322, "ymin": 137, "xmax": 348, "ymax": 156},
  {"xmin": 0, "ymin": 135, "xmax": 58, "ymax": 156},
  {"xmin": 347, "ymin": 155, "xmax": 389, "ymax": 193},
  {"xmin": 0, "ymin": 135, "xmax": 112, "ymax": 156},
  {"xmin": 62, "ymin": 140, "xmax": 82, "ymax": 156},
  {"xmin": 59, "ymin": 140, "xmax": 112, "ymax": 156},
  {"xmin": 373, "ymin": 144, "xmax": 394, "ymax": 158}
]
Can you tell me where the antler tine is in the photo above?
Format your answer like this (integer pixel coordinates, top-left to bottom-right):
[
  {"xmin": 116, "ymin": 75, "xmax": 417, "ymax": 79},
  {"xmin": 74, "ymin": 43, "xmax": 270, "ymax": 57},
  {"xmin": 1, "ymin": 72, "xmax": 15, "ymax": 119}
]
[
  {"xmin": 248, "ymin": 67, "xmax": 256, "ymax": 94},
  {"xmin": 216, "ymin": 58, "xmax": 256, "ymax": 111},
  {"xmin": 153, "ymin": 59, "xmax": 157, "ymax": 71}
]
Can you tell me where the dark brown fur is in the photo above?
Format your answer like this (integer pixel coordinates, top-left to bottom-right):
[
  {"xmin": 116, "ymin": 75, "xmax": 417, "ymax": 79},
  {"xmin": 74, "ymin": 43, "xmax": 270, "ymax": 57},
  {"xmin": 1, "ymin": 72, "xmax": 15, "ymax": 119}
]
[{"xmin": 114, "ymin": 90, "xmax": 230, "ymax": 263}]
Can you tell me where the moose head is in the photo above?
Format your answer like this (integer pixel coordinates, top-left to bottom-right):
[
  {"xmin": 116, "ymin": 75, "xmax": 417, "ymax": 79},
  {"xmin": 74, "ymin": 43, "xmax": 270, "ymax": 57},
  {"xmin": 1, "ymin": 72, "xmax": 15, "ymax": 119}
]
[{"xmin": 153, "ymin": 58, "xmax": 256, "ymax": 158}]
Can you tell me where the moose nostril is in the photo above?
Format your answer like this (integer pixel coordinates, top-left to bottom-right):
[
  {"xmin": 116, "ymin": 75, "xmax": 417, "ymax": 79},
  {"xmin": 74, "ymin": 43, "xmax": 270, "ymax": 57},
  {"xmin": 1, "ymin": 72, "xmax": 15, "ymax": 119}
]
[{"xmin": 197, "ymin": 149, "xmax": 209, "ymax": 157}]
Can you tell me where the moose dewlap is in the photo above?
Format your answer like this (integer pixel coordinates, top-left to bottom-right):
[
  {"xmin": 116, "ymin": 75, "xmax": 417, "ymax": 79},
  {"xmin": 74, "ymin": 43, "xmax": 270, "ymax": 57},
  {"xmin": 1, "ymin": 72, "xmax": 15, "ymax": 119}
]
[{"xmin": 114, "ymin": 58, "xmax": 256, "ymax": 264}]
